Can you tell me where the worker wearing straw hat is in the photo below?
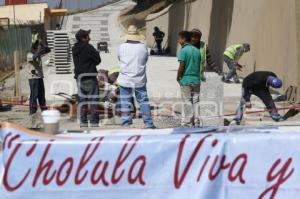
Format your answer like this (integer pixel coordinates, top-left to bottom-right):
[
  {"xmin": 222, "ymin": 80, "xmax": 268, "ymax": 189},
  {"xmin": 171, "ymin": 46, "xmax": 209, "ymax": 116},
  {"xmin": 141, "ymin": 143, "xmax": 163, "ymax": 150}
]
[{"xmin": 117, "ymin": 25, "xmax": 156, "ymax": 129}]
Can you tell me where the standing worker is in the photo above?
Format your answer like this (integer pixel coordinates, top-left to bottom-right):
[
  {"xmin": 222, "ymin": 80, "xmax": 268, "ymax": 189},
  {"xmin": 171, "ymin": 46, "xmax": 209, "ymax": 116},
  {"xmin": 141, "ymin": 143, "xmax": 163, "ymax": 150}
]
[
  {"xmin": 153, "ymin": 26, "xmax": 165, "ymax": 55},
  {"xmin": 72, "ymin": 29, "xmax": 101, "ymax": 128},
  {"xmin": 31, "ymin": 29, "xmax": 41, "ymax": 46},
  {"xmin": 118, "ymin": 25, "xmax": 156, "ymax": 129},
  {"xmin": 223, "ymin": 43, "xmax": 250, "ymax": 83},
  {"xmin": 27, "ymin": 45, "xmax": 47, "ymax": 115},
  {"xmin": 231, "ymin": 71, "xmax": 283, "ymax": 125},
  {"xmin": 190, "ymin": 28, "xmax": 221, "ymax": 81},
  {"xmin": 177, "ymin": 31, "xmax": 201, "ymax": 127}
]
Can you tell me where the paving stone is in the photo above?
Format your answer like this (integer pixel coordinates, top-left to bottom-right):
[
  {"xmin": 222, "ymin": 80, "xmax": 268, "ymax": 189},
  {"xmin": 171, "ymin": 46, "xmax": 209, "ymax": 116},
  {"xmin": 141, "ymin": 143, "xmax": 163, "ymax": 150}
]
[{"xmin": 200, "ymin": 72, "xmax": 224, "ymax": 126}]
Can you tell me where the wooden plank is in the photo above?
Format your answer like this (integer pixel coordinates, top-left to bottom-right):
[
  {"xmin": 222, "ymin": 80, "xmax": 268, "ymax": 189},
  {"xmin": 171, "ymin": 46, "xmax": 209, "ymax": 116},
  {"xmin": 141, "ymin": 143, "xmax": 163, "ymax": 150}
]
[
  {"xmin": 0, "ymin": 71, "xmax": 14, "ymax": 82},
  {"xmin": 14, "ymin": 50, "xmax": 21, "ymax": 98}
]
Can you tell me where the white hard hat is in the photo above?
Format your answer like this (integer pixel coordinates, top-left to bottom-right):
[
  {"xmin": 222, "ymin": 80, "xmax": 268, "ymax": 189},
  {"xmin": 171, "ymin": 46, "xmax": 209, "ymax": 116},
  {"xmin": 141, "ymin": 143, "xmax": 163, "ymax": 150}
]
[{"xmin": 27, "ymin": 52, "xmax": 34, "ymax": 62}]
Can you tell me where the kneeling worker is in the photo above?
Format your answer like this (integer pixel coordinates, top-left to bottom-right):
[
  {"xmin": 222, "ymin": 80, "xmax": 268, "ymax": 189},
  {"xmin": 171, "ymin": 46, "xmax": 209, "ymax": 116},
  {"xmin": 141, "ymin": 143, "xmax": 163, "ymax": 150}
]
[{"xmin": 232, "ymin": 71, "xmax": 283, "ymax": 125}]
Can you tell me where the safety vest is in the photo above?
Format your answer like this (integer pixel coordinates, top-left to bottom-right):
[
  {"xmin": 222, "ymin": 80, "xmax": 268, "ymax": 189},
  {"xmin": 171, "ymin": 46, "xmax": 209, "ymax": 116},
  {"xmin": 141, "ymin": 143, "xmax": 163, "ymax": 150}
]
[
  {"xmin": 32, "ymin": 33, "xmax": 40, "ymax": 44},
  {"xmin": 224, "ymin": 44, "xmax": 243, "ymax": 60},
  {"xmin": 199, "ymin": 41, "xmax": 206, "ymax": 71}
]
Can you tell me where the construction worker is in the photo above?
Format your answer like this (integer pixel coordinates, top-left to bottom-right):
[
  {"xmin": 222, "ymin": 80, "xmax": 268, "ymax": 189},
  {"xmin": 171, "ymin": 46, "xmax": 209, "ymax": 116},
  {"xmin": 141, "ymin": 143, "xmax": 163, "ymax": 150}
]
[
  {"xmin": 99, "ymin": 66, "xmax": 121, "ymax": 105},
  {"xmin": 153, "ymin": 26, "xmax": 165, "ymax": 55},
  {"xmin": 118, "ymin": 25, "xmax": 156, "ymax": 129},
  {"xmin": 223, "ymin": 43, "xmax": 250, "ymax": 83},
  {"xmin": 177, "ymin": 31, "xmax": 201, "ymax": 127},
  {"xmin": 99, "ymin": 66, "xmax": 138, "ymax": 116},
  {"xmin": 72, "ymin": 29, "xmax": 101, "ymax": 128},
  {"xmin": 108, "ymin": 66, "xmax": 121, "ymax": 84},
  {"xmin": 232, "ymin": 71, "xmax": 283, "ymax": 125},
  {"xmin": 27, "ymin": 44, "xmax": 47, "ymax": 115},
  {"xmin": 191, "ymin": 29, "xmax": 221, "ymax": 81},
  {"xmin": 31, "ymin": 29, "xmax": 41, "ymax": 46}
]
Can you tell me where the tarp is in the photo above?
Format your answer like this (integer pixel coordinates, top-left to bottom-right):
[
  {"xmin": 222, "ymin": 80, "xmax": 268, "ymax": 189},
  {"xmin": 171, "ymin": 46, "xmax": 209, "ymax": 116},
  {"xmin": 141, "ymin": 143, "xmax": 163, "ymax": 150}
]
[{"xmin": 0, "ymin": 123, "xmax": 300, "ymax": 199}]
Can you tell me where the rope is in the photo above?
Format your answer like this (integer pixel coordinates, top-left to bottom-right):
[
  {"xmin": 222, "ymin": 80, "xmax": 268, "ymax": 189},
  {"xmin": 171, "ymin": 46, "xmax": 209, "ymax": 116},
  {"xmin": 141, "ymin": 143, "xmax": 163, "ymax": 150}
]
[{"xmin": 1, "ymin": 101, "xmax": 300, "ymax": 120}]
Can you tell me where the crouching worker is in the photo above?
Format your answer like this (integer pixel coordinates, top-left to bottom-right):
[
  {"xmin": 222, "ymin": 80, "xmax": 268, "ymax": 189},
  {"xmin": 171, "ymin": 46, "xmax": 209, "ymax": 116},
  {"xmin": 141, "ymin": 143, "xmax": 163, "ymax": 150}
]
[
  {"xmin": 232, "ymin": 71, "xmax": 283, "ymax": 125},
  {"xmin": 98, "ymin": 67, "xmax": 137, "ymax": 117},
  {"xmin": 223, "ymin": 43, "xmax": 250, "ymax": 83}
]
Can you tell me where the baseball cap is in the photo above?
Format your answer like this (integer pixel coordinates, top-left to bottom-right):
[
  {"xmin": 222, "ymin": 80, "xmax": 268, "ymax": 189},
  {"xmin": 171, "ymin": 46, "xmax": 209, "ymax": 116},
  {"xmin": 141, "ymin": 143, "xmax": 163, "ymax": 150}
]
[{"xmin": 75, "ymin": 29, "xmax": 91, "ymax": 40}]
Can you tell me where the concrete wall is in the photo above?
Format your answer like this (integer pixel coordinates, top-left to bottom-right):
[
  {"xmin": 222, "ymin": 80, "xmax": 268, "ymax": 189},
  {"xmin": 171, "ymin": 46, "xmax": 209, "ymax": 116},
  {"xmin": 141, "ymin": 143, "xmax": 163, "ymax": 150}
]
[
  {"xmin": 295, "ymin": 1, "xmax": 300, "ymax": 101},
  {"xmin": 227, "ymin": 0, "xmax": 297, "ymax": 90},
  {"xmin": 146, "ymin": 0, "xmax": 212, "ymax": 55},
  {"xmin": 145, "ymin": 0, "xmax": 299, "ymax": 91},
  {"xmin": 0, "ymin": 3, "xmax": 48, "ymax": 24}
]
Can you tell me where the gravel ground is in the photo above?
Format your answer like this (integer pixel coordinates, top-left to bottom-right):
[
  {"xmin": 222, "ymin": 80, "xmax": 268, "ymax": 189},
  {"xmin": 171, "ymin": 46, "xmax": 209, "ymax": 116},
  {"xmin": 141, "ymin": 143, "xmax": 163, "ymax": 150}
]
[{"xmin": 1, "ymin": 0, "xmax": 299, "ymax": 130}]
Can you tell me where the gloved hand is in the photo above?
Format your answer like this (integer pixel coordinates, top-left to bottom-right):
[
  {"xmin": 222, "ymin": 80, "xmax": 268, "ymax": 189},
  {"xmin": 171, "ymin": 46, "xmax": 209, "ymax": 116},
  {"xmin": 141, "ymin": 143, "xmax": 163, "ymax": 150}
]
[
  {"xmin": 213, "ymin": 66, "xmax": 222, "ymax": 76},
  {"xmin": 237, "ymin": 63, "xmax": 243, "ymax": 71},
  {"xmin": 201, "ymin": 76, "xmax": 206, "ymax": 82},
  {"xmin": 245, "ymin": 102, "xmax": 252, "ymax": 109}
]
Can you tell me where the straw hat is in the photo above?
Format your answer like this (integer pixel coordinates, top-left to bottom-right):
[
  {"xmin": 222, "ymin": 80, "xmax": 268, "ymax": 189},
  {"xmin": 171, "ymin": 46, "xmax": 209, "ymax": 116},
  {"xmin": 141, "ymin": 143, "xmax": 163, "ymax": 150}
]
[{"xmin": 122, "ymin": 25, "xmax": 145, "ymax": 41}]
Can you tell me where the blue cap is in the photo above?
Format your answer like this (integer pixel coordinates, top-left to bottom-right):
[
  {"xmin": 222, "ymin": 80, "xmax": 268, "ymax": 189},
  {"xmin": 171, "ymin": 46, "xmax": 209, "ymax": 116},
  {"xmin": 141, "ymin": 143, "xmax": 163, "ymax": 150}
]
[{"xmin": 267, "ymin": 76, "xmax": 282, "ymax": 88}]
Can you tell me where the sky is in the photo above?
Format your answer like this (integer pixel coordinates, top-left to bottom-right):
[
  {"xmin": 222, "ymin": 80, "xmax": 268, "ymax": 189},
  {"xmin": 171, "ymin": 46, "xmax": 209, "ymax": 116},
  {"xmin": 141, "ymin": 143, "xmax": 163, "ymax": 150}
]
[{"xmin": 0, "ymin": 0, "xmax": 114, "ymax": 9}]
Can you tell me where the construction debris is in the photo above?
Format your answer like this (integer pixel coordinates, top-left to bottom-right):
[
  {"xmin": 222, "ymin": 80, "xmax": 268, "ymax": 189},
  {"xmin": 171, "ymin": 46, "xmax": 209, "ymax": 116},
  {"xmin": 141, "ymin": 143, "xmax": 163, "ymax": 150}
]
[
  {"xmin": 0, "ymin": 71, "xmax": 14, "ymax": 82},
  {"xmin": 0, "ymin": 100, "xmax": 12, "ymax": 112}
]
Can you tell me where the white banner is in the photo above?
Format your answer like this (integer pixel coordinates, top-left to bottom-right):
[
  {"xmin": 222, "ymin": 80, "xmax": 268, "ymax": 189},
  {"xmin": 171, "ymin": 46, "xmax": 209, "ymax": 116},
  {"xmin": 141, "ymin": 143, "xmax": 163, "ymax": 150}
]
[{"xmin": 0, "ymin": 123, "xmax": 300, "ymax": 199}]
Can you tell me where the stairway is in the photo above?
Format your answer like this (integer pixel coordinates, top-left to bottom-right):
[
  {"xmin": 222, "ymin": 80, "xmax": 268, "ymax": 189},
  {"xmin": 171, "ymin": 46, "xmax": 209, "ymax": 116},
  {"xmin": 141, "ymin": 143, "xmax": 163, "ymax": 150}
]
[
  {"xmin": 64, "ymin": 8, "xmax": 112, "ymax": 48},
  {"xmin": 47, "ymin": 30, "xmax": 73, "ymax": 74},
  {"xmin": 62, "ymin": 0, "xmax": 134, "ymax": 48}
]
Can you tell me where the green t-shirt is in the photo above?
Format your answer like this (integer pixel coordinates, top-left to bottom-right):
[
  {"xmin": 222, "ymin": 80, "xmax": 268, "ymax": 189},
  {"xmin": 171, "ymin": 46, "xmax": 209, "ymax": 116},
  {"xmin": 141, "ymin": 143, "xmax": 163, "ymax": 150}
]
[{"xmin": 178, "ymin": 44, "xmax": 201, "ymax": 85}]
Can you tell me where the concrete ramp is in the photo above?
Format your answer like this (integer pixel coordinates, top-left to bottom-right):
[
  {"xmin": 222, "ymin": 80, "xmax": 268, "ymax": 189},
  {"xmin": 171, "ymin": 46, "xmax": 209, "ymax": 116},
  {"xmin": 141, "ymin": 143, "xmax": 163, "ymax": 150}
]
[{"xmin": 63, "ymin": 0, "xmax": 135, "ymax": 48}]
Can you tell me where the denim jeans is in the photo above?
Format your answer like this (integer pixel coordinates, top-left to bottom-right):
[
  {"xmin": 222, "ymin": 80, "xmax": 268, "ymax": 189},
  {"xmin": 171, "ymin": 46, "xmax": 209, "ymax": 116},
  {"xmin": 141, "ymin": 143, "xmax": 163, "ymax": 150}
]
[
  {"xmin": 224, "ymin": 56, "xmax": 239, "ymax": 82},
  {"xmin": 180, "ymin": 84, "xmax": 201, "ymax": 127},
  {"xmin": 77, "ymin": 78, "xmax": 100, "ymax": 125},
  {"xmin": 234, "ymin": 88, "xmax": 281, "ymax": 124},
  {"xmin": 234, "ymin": 88, "xmax": 247, "ymax": 124},
  {"xmin": 155, "ymin": 39, "xmax": 163, "ymax": 54},
  {"xmin": 29, "ymin": 78, "xmax": 47, "ymax": 115},
  {"xmin": 119, "ymin": 85, "xmax": 154, "ymax": 128}
]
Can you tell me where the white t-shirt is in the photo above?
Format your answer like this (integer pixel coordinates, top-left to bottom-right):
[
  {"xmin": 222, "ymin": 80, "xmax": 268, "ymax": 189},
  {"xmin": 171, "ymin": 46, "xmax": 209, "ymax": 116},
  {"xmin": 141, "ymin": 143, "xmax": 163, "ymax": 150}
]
[{"xmin": 117, "ymin": 42, "xmax": 148, "ymax": 88}]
